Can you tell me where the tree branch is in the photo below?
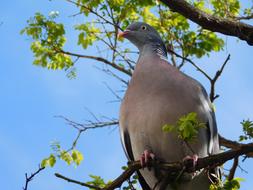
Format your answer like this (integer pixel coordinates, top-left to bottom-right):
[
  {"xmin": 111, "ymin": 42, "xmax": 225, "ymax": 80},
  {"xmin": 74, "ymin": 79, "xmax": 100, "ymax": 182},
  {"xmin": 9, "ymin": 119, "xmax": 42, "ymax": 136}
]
[
  {"xmin": 55, "ymin": 173, "xmax": 101, "ymax": 189},
  {"xmin": 160, "ymin": 0, "xmax": 253, "ymax": 45},
  {"xmin": 219, "ymin": 135, "xmax": 253, "ymax": 157},
  {"xmin": 234, "ymin": 14, "xmax": 253, "ymax": 21},
  {"xmin": 65, "ymin": 0, "xmax": 122, "ymax": 31},
  {"xmin": 209, "ymin": 54, "xmax": 230, "ymax": 102},
  {"xmin": 23, "ymin": 166, "xmax": 45, "ymax": 190},
  {"xmin": 167, "ymin": 48, "xmax": 212, "ymax": 81},
  {"xmin": 58, "ymin": 49, "xmax": 132, "ymax": 76},
  {"xmin": 57, "ymin": 115, "xmax": 119, "ymax": 151},
  {"xmin": 55, "ymin": 142, "xmax": 253, "ymax": 189},
  {"xmin": 167, "ymin": 48, "xmax": 230, "ymax": 102},
  {"xmin": 228, "ymin": 156, "xmax": 239, "ymax": 181}
]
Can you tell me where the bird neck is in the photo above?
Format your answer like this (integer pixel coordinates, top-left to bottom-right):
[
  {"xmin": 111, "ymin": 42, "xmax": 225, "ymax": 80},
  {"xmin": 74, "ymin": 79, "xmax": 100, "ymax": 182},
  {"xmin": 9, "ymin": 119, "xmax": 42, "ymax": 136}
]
[{"xmin": 139, "ymin": 43, "xmax": 168, "ymax": 61}]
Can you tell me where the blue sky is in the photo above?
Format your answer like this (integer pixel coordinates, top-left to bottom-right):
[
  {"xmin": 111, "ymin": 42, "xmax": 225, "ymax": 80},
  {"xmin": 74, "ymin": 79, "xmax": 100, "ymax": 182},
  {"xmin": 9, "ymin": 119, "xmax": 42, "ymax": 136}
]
[{"xmin": 1, "ymin": 1, "xmax": 253, "ymax": 190}]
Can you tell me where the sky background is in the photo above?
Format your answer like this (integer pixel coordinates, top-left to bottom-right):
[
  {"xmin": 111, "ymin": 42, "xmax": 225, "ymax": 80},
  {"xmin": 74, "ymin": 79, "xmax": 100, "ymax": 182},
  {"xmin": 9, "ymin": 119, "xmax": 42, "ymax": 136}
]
[{"xmin": 1, "ymin": 0, "xmax": 253, "ymax": 190}]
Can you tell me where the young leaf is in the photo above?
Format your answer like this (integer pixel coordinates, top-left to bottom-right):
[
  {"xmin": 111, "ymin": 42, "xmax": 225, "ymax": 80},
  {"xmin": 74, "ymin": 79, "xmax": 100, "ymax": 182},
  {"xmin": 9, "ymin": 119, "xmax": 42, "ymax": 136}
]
[{"xmin": 71, "ymin": 150, "xmax": 84, "ymax": 166}]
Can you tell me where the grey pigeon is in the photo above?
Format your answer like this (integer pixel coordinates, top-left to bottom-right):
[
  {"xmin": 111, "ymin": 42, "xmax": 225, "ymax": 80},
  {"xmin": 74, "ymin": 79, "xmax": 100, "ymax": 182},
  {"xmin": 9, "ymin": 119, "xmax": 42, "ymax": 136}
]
[{"xmin": 119, "ymin": 22, "xmax": 220, "ymax": 190}]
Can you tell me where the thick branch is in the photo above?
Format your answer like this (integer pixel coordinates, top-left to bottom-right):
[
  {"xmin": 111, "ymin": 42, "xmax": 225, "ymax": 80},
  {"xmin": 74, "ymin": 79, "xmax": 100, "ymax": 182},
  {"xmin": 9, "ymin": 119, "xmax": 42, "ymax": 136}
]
[
  {"xmin": 56, "ymin": 142, "xmax": 253, "ymax": 189},
  {"xmin": 107, "ymin": 143, "xmax": 253, "ymax": 189},
  {"xmin": 160, "ymin": 0, "xmax": 253, "ymax": 45},
  {"xmin": 219, "ymin": 135, "xmax": 253, "ymax": 157},
  {"xmin": 228, "ymin": 156, "xmax": 239, "ymax": 181}
]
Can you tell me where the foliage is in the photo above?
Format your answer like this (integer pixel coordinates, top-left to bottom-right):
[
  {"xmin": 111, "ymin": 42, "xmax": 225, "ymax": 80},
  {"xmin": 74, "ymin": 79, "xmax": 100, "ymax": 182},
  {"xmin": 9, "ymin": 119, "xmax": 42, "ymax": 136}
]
[
  {"xmin": 162, "ymin": 112, "xmax": 206, "ymax": 141},
  {"xmin": 239, "ymin": 119, "xmax": 253, "ymax": 141},
  {"xmin": 211, "ymin": 0, "xmax": 240, "ymax": 17},
  {"xmin": 85, "ymin": 166, "xmax": 139, "ymax": 190},
  {"xmin": 20, "ymin": 0, "xmax": 253, "ymax": 72},
  {"xmin": 121, "ymin": 166, "xmax": 138, "ymax": 190},
  {"xmin": 210, "ymin": 178, "xmax": 244, "ymax": 190},
  {"xmin": 21, "ymin": 12, "xmax": 73, "ymax": 70},
  {"xmin": 75, "ymin": 22, "xmax": 101, "ymax": 49},
  {"xmin": 22, "ymin": 0, "xmax": 249, "ymax": 74},
  {"xmin": 86, "ymin": 175, "xmax": 107, "ymax": 189},
  {"xmin": 41, "ymin": 141, "xmax": 83, "ymax": 168}
]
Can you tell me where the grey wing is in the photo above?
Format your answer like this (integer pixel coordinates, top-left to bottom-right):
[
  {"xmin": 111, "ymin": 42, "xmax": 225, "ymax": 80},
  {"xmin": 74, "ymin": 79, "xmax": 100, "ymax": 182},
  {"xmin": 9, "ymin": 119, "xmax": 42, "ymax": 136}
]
[
  {"xmin": 198, "ymin": 85, "xmax": 221, "ymax": 181},
  {"xmin": 180, "ymin": 69, "xmax": 219, "ymax": 155},
  {"xmin": 198, "ymin": 83, "xmax": 219, "ymax": 155},
  {"xmin": 121, "ymin": 130, "xmax": 151, "ymax": 190}
]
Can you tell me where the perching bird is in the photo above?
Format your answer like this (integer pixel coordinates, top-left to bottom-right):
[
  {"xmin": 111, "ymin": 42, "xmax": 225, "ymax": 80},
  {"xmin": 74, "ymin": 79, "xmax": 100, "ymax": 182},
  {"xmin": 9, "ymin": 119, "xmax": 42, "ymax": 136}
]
[{"xmin": 118, "ymin": 22, "xmax": 220, "ymax": 190}]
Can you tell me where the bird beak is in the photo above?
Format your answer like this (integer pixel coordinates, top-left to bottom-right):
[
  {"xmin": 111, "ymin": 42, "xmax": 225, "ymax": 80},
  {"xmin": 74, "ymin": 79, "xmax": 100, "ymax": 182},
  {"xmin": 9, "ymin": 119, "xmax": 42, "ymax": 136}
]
[{"xmin": 118, "ymin": 30, "xmax": 130, "ymax": 38}]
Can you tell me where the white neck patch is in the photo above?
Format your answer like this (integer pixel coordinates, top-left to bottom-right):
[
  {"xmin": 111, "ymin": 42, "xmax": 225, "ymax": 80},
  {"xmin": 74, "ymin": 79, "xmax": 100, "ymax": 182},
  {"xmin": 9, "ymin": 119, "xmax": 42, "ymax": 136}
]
[{"xmin": 156, "ymin": 47, "xmax": 168, "ymax": 61}]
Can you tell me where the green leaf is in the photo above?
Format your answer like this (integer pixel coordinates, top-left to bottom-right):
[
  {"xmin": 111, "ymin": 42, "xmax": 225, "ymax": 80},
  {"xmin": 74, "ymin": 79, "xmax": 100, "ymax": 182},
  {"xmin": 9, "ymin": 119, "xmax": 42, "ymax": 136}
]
[
  {"xmin": 162, "ymin": 112, "xmax": 206, "ymax": 142},
  {"xmin": 239, "ymin": 119, "xmax": 253, "ymax": 141},
  {"xmin": 60, "ymin": 151, "xmax": 73, "ymax": 165},
  {"xmin": 121, "ymin": 166, "xmax": 128, "ymax": 170},
  {"xmin": 162, "ymin": 124, "xmax": 175, "ymax": 132},
  {"xmin": 71, "ymin": 149, "xmax": 84, "ymax": 166},
  {"xmin": 87, "ymin": 175, "xmax": 106, "ymax": 188},
  {"xmin": 41, "ymin": 154, "xmax": 56, "ymax": 168},
  {"xmin": 21, "ymin": 12, "xmax": 73, "ymax": 71}
]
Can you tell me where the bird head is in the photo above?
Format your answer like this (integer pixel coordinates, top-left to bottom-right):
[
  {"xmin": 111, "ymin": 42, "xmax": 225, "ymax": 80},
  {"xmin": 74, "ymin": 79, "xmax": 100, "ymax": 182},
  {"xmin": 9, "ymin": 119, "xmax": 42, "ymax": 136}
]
[{"xmin": 118, "ymin": 22, "xmax": 165, "ymax": 52}]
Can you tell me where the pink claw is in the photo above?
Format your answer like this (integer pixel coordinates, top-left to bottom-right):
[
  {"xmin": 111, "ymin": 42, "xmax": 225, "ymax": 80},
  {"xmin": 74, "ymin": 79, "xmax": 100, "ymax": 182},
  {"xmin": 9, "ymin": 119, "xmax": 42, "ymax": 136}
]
[
  {"xmin": 139, "ymin": 150, "xmax": 155, "ymax": 168},
  {"xmin": 183, "ymin": 154, "xmax": 199, "ymax": 170}
]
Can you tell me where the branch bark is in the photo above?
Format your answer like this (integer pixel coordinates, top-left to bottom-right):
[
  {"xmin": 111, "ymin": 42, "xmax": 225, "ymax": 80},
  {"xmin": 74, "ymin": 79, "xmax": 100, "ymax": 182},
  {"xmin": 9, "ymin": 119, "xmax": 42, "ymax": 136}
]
[
  {"xmin": 55, "ymin": 173, "xmax": 101, "ymax": 189},
  {"xmin": 160, "ymin": 0, "xmax": 253, "ymax": 45},
  {"xmin": 23, "ymin": 166, "xmax": 45, "ymax": 190},
  {"xmin": 58, "ymin": 49, "xmax": 132, "ymax": 76},
  {"xmin": 55, "ymin": 142, "xmax": 253, "ymax": 189},
  {"xmin": 209, "ymin": 54, "xmax": 230, "ymax": 102}
]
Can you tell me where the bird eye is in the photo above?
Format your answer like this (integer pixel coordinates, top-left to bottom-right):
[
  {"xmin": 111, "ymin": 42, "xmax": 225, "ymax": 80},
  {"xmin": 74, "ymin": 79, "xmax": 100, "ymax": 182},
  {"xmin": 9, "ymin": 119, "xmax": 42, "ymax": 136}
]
[{"xmin": 141, "ymin": 25, "xmax": 147, "ymax": 30}]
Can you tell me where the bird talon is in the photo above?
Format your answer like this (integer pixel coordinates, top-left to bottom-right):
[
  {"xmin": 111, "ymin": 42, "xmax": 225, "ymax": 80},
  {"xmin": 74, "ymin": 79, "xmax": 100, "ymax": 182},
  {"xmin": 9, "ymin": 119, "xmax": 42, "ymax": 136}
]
[
  {"xmin": 183, "ymin": 154, "xmax": 198, "ymax": 172},
  {"xmin": 139, "ymin": 150, "xmax": 155, "ymax": 169}
]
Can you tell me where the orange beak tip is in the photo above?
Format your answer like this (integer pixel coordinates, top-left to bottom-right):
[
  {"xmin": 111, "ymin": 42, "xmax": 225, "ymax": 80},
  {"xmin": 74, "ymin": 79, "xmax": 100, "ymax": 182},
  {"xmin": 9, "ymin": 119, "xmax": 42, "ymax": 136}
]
[
  {"xmin": 117, "ymin": 30, "xmax": 130, "ymax": 39},
  {"xmin": 117, "ymin": 31, "xmax": 125, "ymax": 39}
]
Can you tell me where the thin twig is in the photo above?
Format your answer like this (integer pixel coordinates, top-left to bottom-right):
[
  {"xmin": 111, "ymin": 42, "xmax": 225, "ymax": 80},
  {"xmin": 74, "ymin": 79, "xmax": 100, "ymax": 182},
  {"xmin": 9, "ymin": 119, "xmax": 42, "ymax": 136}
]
[
  {"xmin": 167, "ymin": 49, "xmax": 212, "ymax": 80},
  {"xmin": 23, "ymin": 166, "xmax": 45, "ymax": 190},
  {"xmin": 234, "ymin": 14, "xmax": 253, "ymax": 21},
  {"xmin": 168, "ymin": 49, "xmax": 230, "ymax": 102},
  {"xmin": 56, "ymin": 115, "xmax": 119, "ymax": 131},
  {"xmin": 103, "ymin": 82, "xmax": 122, "ymax": 101},
  {"xmin": 228, "ymin": 156, "xmax": 239, "ymax": 181},
  {"xmin": 65, "ymin": 0, "xmax": 122, "ymax": 30},
  {"xmin": 209, "ymin": 54, "xmax": 230, "ymax": 102},
  {"xmin": 55, "ymin": 173, "xmax": 101, "ymax": 189},
  {"xmin": 56, "ymin": 115, "xmax": 119, "ymax": 151},
  {"xmin": 57, "ymin": 49, "xmax": 132, "ymax": 76}
]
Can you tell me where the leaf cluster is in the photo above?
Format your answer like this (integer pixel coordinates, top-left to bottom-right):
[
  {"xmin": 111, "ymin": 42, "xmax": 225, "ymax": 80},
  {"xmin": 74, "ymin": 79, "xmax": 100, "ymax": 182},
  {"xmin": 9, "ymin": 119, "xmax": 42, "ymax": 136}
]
[
  {"xmin": 41, "ymin": 141, "xmax": 83, "ymax": 168},
  {"xmin": 21, "ymin": 0, "xmax": 243, "ymax": 74},
  {"xmin": 162, "ymin": 112, "xmax": 206, "ymax": 142},
  {"xmin": 239, "ymin": 119, "xmax": 253, "ymax": 141},
  {"xmin": 121, "ymin": 166, "xmax": 138, "ymax": 190},
  {"xmin": 210, "ymin": 178, "xmax": 244, "ymax": 190},
  {"xmin": 21, "ymin": 12, "xmax": 73, "ymax": 70},
  {"xmin": 86, "ymin": 175, "xmax": 107, "ymax": 189}
]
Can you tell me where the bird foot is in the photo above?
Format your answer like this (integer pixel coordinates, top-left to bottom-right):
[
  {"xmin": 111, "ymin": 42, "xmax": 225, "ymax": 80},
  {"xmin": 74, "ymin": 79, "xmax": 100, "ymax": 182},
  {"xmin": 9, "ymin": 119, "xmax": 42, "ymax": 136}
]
[
  {"xmin": 183, "ymin": 154, "xmax": 198, "ymax": 172},
  {"xmin": 140, "ymin": 150, "xmax": 155, "ymax": 168}
]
